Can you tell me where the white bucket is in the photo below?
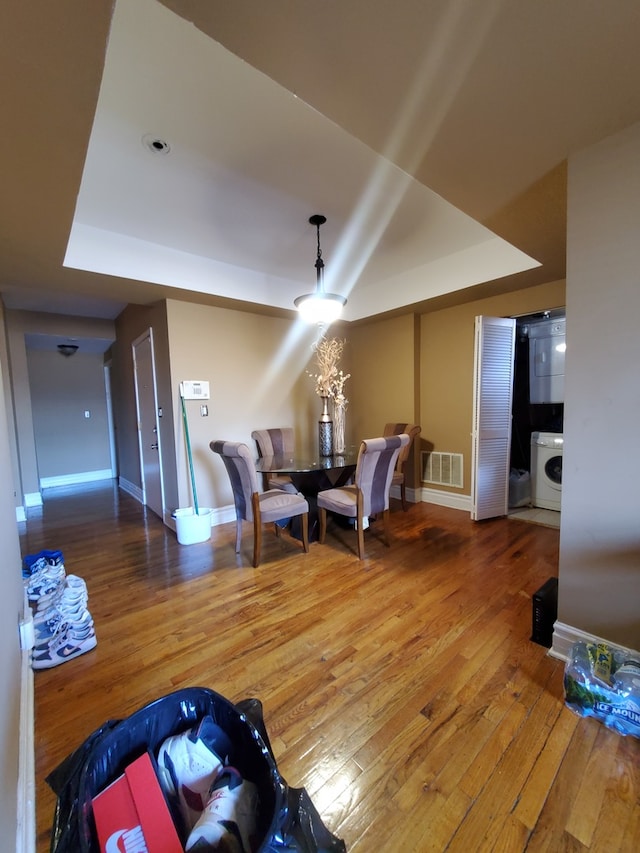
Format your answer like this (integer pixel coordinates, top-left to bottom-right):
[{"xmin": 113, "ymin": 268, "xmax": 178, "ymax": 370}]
[{"xmin": 174, "ymin": 507, "xmax": 213, "ymax": 545}]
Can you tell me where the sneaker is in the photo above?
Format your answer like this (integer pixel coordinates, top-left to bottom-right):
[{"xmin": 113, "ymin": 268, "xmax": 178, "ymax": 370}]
[
  {"xmin": 33, "ymin": 608, "xmax": 93, "ymax": 646},
  {"xmin": 26, "ymin": 562, "xmax": 66, "ymax": 602},
  {"xmin": 34, "ymin": 592, "xmax": 89, "ymax": 626},
  {"xmin": 22, "ymin": 553, "xmax": 47, "ymax": 578},
  {"xmin": 34, "ymin": 574, "xmax": 87, "ymax": 616},
  {"xmin": 185, "ymin": 767, "xmax": 259, "ymax": 853},
  {"xmin": 35, "ymin": 575, "xmax": 87, "ymax": 616},
  {"xmin": 157, "ymin": 716, "xmax": 233, "ymax": 833},
  {"xmin": 22, "ymin": 549, "xmax": 64, "ymax": 578},
  {"xmin": 31, "ymin": 622, "xmax": 97, "ymax": 670}
]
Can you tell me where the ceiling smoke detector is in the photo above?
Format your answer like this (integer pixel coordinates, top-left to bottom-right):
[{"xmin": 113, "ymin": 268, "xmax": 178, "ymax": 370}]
[
  {"xmin": 142, "ymin": 134, "xmax": 171, "ymax": 155},
  {"xmin": 57, "ymin": 344, "xmax": 79, "ymax": 357}
]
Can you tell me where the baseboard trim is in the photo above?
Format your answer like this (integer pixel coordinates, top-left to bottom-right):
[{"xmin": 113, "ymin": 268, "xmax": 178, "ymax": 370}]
[
  {"xmin": 118, "ymin": 478, "xmax": 144, "ymax": 503},
  {"xmin": 550, "ymin": 620, "xmax": 640, "ymax": 663},
  {"xmin": 17, "ymin": 644, "xmax": 35, "ymax": 853},
  {"xmin": 118, "ymin": 482, "xmax": 233, "ymax": 530},
  {"xmin": 211, "ymin": 504, "xmax": 236, "ymax": 527},
  {"xmin": 208, "ymin": 494, "xmax": 474, "ymax": 527},
  {"xmin": 420, "ymin": 486, "xmax": 472, "ymax": 512},
  {"xmin": 16, "ymin": 505, "xmax": 26, "ymax": 523},
  {"xmin": 390, "ymin": 485, "xmax": 422, "ymax": 504},
  {"xmin": 164, "ymin": 505, "xmax": 234, "ymax": 537},
  {"xmin": 23, "ymin": 493, "xmax": 42, "ymax": 508},
  {"xmin": 40, "ymin": 469, "xmax": 113, "ymax": 489}
]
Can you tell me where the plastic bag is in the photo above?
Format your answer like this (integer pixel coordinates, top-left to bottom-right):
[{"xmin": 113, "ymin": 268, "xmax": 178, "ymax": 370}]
[
  {"xmin": 508, "ymin": 468, "xmax": 531, "ymax": 508},
  {"xmin": 46, "ymin": 687, "xmax": 346, "ymax": 852},
  {"xmin": 564, "ymin": 641, "xmax": 640, "ymax": 738}
]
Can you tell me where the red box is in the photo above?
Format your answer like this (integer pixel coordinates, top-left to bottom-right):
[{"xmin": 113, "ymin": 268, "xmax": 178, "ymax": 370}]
[{"xmin": 92, "ymin": 751, "xmax": 183, "ymax": 852}]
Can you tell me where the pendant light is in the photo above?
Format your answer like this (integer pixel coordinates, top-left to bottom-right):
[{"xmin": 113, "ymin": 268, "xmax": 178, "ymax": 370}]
[{"xmin": 294, "ymin": 214, "xmax": 346, "ymax": 324}]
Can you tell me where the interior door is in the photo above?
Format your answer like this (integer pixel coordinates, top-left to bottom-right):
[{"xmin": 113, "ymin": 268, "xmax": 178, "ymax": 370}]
[
  {"xmin": 133, "ymin": 330, "xmax": 164, "ymax": 519},
  {"xmin": 471, "ymin": 315, "xmax": 516, "ymax": 521}
]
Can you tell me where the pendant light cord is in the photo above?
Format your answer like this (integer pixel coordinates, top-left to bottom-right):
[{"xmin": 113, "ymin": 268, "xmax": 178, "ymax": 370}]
[{"xmin": 315, "ymin": 219, "xmax": 325, "ymax": 291}]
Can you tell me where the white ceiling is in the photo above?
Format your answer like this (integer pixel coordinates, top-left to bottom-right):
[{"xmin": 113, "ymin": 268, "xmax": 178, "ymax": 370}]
[
  {"xmin": 63, "ymin": 0, "xmax": 538, "ymax": 322},
  {"xmin": 2, "ymin": 0, "xmax": 640, "ymax": 329}
]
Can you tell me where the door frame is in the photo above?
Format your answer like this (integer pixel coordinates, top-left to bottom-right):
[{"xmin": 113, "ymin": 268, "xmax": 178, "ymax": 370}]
[
  {"xmin": 103, "ymin": 359, "xmax": 117, "ymax": 479},
  {"xmin": 132, "ymin": 328, "xmax": 165, "ymax": 519}
]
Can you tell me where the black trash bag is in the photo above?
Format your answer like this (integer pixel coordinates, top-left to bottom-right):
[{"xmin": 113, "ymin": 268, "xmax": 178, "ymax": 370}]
[
  {"xmin": 235, "ymin": 699, "xmax": 345, "ymax": 853},
  {"xmin": 265, "ymin": 787, "xmax": 346, "ymax": 853},
  {"xmin": 46, "ymin": 687, "xmax": 346, "ymax": 853}
]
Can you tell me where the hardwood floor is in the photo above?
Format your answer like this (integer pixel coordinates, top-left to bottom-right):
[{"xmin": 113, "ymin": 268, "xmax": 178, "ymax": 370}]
[{"xmin": 24, "ymin": 482, "xmax": 639, "ymax": 852}]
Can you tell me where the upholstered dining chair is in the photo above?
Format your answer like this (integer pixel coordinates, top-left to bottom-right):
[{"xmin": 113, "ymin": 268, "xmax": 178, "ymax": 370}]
[
  {"xmin": 317, "ymin": 434, "xmax": 409, "ymax": 560},
  {"xmin": 210, "ymin": 440, "xmax": 309, "ymax": 568},
  {"xmin": 251, "ymin": 427, "xmax": 295, "ymax": 491},
  {"xmin": 383, "ymin": 423, "xmax": 422, "ymax": 510}
]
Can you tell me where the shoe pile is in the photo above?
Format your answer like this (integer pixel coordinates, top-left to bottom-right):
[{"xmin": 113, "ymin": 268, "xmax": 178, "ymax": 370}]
[
  {"xmin": 157, "ymin": 715, "xmax": 259, "ymax": 852},
  {"xmin": 23, "ymin": 550, "xmax": 97, "ymax": 670}
]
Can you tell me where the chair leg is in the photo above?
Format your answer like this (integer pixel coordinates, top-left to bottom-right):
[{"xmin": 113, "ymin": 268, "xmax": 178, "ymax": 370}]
[
  {"xmin": 235, "ymin": 518, "xmax": 242, "ymax": 553},
  {"xmin": 382, "ymin": 508, "xmax": 391, "ymax": 547},
  {"xmin": 401, "ymin": 481, "xmax": 407, "ymax": 511},
  {"xmin": 251, "ymin": 493, "xmax": 261, "ymax": 568},
  {"xmin": 301, "ymin": 512, "xmax": 309, "ymax": 553},
  {"xmin": 319, "ymin": 507, "xmax": 327, "ymax": 543},
  {"xmin": 252, "ymin": 518, "xmax": 262, "ymax": 568},
  {"xmin": 356, "ymin": 518, "xmax": 365, "ymax": 559},
  {"xmin": 356, "ymin": 489, "xmax": 365, "ymax": 559}
]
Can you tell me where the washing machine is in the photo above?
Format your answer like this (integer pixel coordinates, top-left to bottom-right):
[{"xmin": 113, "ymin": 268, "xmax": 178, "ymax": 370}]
[{"xmin": 530, "ymin": 432, "xmax": 563, "ymax": 511}]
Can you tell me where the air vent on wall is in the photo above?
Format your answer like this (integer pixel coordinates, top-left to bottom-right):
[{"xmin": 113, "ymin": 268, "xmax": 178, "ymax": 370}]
[{"xmin": 422, "ymin": 451, "xmax": 464, "ymax": 488}]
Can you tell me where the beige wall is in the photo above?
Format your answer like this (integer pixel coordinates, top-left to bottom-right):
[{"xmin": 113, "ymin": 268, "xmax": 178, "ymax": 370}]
[
  {"xmin": 0, "ymin": 300, "xmax": 26, "ymax": 846},
  {"xmin": 348, "ymin": 313, "xmax": 418, "ymax": 439},
  {"xmin": 420, "ymin": 279, "xmax": 566, "ymax": 494},
  {"xmin": 558, "ymin": 121, "xmax": 640, "ymax": 651},
  {"xmin": 27, "ymin": 350, "xmax": 112, "ymax": 479},
  {"xmin": 6, "ymin": 315, "xmax": 39, "ymax": 499},
  {"xmin": 348, "ymin": 312, "xmax": 421, "ymax": 487},
  {"xmin": 165, "ymin": 300, "xmax": 320, "ymax": 512}
]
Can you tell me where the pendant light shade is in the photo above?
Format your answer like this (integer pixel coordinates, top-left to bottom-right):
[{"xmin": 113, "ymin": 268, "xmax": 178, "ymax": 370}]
[{"xmin": 294, "ymin": 214, "xmax": 346, "ymax": 324}]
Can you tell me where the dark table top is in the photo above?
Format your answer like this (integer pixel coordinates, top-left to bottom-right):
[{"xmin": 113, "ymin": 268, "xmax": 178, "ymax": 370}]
[{"xmin": 255, "ymin": 446, "xmax": 359, "ymax": 474}]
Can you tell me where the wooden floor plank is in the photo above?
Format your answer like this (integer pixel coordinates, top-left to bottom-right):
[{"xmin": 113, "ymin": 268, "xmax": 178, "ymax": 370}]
[
  {"xmin": 524, "ymin": 719, "xmax": 602, "ymax": 851},
  {"xmin": 513, "ymin": 703, "xmax": 579, "ymax": 830},
  {"xmin": 565, "ymin": 724, "xmax": 626, "ymax": 847}
]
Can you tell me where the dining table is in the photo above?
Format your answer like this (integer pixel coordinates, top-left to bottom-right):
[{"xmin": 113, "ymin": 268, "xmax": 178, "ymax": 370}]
[
  {"xmin": 255, "ymin": 447, "xmax": 360, "ymax": 541},
  {"xmin": 255, "ymin": 446, "xmax": 359, "ymax": 489}
]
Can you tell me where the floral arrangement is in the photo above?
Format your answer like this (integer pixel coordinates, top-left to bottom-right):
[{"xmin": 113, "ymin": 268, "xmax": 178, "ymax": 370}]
[{"xmin": 310, "ymin": 336, "xmax": 350, "ymax": 402}]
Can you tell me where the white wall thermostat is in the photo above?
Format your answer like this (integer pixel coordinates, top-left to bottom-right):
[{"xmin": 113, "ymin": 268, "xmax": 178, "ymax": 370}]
[{"xmin": 180, "ymin": 380, "xmax": 210, "ymax": 400}]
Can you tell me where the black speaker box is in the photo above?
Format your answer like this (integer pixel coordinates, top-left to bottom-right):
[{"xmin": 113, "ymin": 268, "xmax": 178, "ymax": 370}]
[{"xmin": 531, "ymin": 577, "xmax": 558, "ymax": 648}]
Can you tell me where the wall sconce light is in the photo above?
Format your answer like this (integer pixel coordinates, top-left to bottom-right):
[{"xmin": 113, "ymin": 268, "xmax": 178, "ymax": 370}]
[{"xmin": 294, "ymin": 214, "xmax": 346, "ymax": 325}]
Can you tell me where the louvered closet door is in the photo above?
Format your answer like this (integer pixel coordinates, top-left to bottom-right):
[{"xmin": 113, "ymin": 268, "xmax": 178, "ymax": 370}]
[{"xmin": 471, "ymin": 315, "xmax": 515, "ymax": 521}]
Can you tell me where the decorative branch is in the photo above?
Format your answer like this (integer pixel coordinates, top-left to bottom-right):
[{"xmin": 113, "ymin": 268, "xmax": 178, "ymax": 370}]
[{"xmin": 309, "ymin": 336, "xmax": 350, "ymax": 400}]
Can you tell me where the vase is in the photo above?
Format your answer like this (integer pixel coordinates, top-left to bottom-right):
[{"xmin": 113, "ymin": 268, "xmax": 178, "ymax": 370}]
[
  {"xmin": 318, "ymin": 396, "xmax": 333, "ymax": 457},
  {"xmin": 333, "ymin": 397, "xmax": 346, "ymax": 454}
]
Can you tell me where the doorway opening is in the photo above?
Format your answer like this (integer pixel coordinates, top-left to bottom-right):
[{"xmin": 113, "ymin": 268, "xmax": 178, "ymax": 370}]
[{"xmin": 508, "ymin": 308, "xmax": 565, "ymax": 527}]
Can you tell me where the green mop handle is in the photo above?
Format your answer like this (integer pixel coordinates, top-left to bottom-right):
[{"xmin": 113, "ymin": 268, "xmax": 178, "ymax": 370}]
[{"xmin": 180, "ymin": 392, "xmax": 199, "ymax": 514}]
